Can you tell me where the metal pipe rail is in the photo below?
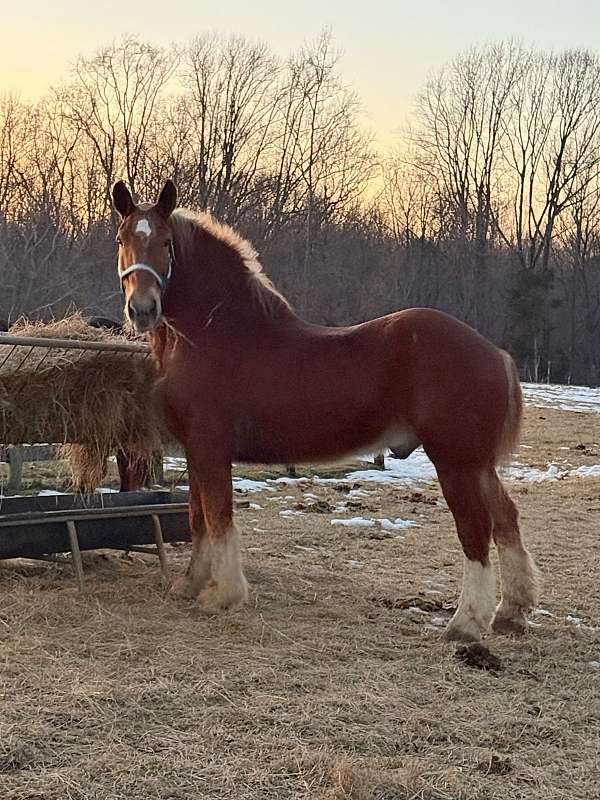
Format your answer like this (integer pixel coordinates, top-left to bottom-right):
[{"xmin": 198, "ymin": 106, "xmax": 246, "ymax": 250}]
[
  {"xmin": 0, "ymin": 333, "xmax": 149, "ymax": 354},
  {"xmin": 0, "ymin": 502, "xmax": 188, "ymax": 527}
]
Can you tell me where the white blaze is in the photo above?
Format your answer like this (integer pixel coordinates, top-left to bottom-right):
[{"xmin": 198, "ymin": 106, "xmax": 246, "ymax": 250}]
[{"xmin": 136, "ymin": 218, "xmax": 152, "ymax": 237}]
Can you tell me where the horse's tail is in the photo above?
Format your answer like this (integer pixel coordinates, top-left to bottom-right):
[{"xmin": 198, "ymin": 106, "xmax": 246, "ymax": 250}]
[{"xmin": 496, "ymin": 350, "xmax": 523, "ymax": 465}]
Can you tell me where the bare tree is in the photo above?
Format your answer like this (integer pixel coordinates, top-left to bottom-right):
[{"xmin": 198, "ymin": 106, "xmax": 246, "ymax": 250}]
[
  {"xmin": 56, "ymin": 36, "xmax": 178, "ymax": 204},
  {"xmin": 498, "ymin": 49, "xmax": 600, "ymax": 271},
  {"xmin": 181, "ymin": 34, "xmax": 280, "ymax": 219}
]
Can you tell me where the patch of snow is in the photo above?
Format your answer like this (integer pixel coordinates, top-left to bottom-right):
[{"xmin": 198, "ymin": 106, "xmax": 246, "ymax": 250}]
[
  {"xmin": 571, "ymin": 464, "xmax": 600, "ymax": 478},
  {"xmin": 347, "ymin": 488, "xmax": 376, "ymax": 498},
  {"xmin": 522, "ymin": 382, "xmax": 600, "ymax": 414},
  {"xmin": 248, "ymin": 502, "xmax": 262, "ymax": 510},
  {"xmin": 37, "ymin": 490, "xmax": 68, "ymax": 496},
  {"xmin": 332, "ymin": 515, "xmax": 417, "ymax": 531},
  {"xmin": 589, "ymin": 661, "xmax": 600, "ymax": 669},
  {"xmin": 425, "ymin": 579, "xmax": 449, "ymax": 589},
  {"xmin": 344, "ymin": 449, "xmax": 437, "ymax": 485},
  {"xmin": 566, "ymin": 614, "xmax": 597, "ymax": 631},
  {"xmin": 379, "ymin": 518, "xmax": 419, "ymax": 531},
  {"xmin": 331, "ymin": 517, "xmax": 376, "ymax": 528},
  {"xmin": 269, "ymin": 477, "xmax": 310, "ymax": 486},
  {"xmin": 233, "ymin": 478, "xmax": 270, "ymax": 493},
  {"xmin": 279, "ymin": 509, "xmax": 304, "ymax": 517},
  {"xmin": 163, "ymin": 457, "xmax": 187, "ymax": 470},
  {"xmin": 503, "ymin": 463, "xmax": 564, "ymax": 482},
  {"xmin": 430, "ymin": 616, "xmax": 447, "ymax": 627}
]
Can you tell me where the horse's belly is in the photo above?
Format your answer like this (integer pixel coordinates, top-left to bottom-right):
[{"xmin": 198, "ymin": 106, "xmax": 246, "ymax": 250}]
[
  {"xmin": 233, "ymin": 414, "xmax": 418, "ymax": 465},
  {"xmin": 360, "ymin": 424, "xmax": 421, "ymax": 460}
]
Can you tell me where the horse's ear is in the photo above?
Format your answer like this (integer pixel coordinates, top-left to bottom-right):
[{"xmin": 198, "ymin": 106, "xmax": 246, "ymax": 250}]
[
  {"xmin": 112, "ymin": 181, "xmax": 136, "ymax": 218},
  {"xmin": 156, "ymin": 180, "xmax": 177, "ymax": 219}
]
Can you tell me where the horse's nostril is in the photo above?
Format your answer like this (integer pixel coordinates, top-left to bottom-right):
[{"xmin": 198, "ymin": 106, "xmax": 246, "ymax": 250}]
[{"xmin": 127, "ymin": 299, "xmax": 158, "ymax": 319}]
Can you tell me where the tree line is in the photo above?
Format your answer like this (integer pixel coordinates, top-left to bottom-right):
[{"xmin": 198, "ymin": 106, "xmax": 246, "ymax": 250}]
[{"xmin": 2, "ymin": 35, "xmax": 600, "ymax": 384}]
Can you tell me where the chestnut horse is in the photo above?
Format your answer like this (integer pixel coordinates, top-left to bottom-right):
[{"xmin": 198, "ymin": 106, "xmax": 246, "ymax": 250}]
[{"xmin": 112, "ymin": 180, "xmax": 539, "ymax": 642}]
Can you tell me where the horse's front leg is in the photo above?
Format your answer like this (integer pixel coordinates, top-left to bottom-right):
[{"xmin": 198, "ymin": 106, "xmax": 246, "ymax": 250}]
[
  {"xmin": 171, "ymin": 472, "xmax": 211, "ymax": 598},
  {"xmin": 195, "ymin": 462, "xmax": 248, "ymax": 611}
]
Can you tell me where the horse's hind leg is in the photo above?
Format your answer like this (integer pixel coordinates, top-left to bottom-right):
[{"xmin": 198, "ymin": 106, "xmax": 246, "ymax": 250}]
[
  {"xmin": 486, "ymin": 471, "xmax": 539, "ymax": 634},
  {"xmin": 434, "ymin": 464, "xmax": 496, "ymax": 642}
]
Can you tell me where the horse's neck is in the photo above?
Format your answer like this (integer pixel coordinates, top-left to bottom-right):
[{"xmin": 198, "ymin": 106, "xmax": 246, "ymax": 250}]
[{"xmin": 164, "ymin": 254, "xmax": 297, "ymax": 341}]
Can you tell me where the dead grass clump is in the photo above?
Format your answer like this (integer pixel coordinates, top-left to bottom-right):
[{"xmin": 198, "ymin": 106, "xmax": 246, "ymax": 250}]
[
  {"xmin": 282, "ymin": 749, "xmax": 455, "ymax": 800},
  {"xmin": 0, "ymin": 315, "xmax": 165, "ymax": 489}
]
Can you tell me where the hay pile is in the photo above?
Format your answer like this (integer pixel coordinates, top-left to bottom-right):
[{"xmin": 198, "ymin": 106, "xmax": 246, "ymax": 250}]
[{"xmin": 0, "ymin": 315, "xmax": 165, "ymax": 490}]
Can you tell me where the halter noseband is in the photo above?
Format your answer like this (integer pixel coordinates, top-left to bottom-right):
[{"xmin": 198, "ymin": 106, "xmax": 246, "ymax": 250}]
[{"xmin": 118, "ymin": 241, "xmax": 176, "ymax": 295}]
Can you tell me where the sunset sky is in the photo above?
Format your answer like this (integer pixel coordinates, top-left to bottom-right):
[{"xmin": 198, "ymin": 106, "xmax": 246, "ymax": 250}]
[{"xmin": 3, "ymin": 0, "xmax": 600, "ymax": 147}]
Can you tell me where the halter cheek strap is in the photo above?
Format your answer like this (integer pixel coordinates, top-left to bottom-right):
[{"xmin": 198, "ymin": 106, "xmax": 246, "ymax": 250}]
[{"xmin": 118, "ymin": 242, "xmax": 175, "ymax": 295}]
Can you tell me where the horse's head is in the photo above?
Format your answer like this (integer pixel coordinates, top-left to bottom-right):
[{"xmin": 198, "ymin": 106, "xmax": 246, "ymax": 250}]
[{"xmin": 112, "ymin": 180, "xmax": 178, "ymax": 333}]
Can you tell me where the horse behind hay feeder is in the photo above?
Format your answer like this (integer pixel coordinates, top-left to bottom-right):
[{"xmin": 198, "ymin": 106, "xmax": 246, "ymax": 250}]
[
  {"xmin": 86, "ymin": 315, "xmax": 151, "ymax": 492},
  {"xmin": 112, "ymin": 179, "xmax": 539, "ymax": 642}
]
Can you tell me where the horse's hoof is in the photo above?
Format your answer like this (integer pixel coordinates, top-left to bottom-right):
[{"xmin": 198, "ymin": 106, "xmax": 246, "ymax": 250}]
[
  {"xmin": 443, "ymin": 627, "xmax": 481, "ymax": 643},
  {"xmin": 170, "ymin": 575, "xmax": 199, "ymax": 599},
  {"xmin": 197, "ymin": 578, "xmax": 248, "ymax": 612},
  {"xmin": 492, "ymin": 613, "xmax": 527, "ymax": 636},
  {"xmin": 443, "ymin": 617, "xmax": 482, "ymax": 643}
]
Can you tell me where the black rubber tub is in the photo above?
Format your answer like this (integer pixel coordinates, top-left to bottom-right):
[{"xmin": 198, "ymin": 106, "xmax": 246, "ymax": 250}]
[{"xmin": 0, "ymin": 490, "xmax": 191, "ymax": 559}]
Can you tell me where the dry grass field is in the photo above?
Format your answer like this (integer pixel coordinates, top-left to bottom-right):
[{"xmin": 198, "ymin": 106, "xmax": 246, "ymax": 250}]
[{"xmin": 1, "ymin": 406, "xmax": 599, "ymax": 799}]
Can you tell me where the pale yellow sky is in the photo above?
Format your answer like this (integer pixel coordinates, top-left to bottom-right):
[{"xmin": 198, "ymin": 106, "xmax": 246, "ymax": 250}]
[{"xmin": 3, "ymin": 0, "xmax": 600, "ymax": 148}]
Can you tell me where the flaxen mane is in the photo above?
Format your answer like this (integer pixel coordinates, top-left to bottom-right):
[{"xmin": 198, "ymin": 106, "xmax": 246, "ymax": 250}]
[{"xmin": 169, "ymin": 209, "xmax": 290, "ymax": 317}]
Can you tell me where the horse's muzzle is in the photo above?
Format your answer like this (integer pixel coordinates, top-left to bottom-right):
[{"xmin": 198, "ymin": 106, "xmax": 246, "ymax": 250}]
[{"xmin": 126, "ymin": 296, "xmax": 161, "ymax": 332}]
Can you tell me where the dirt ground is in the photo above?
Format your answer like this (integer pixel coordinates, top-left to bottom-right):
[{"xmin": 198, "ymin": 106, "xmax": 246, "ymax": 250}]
[{"xmin": 1, "ymin": 406, "xmax": 599, "ymax": 800}]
